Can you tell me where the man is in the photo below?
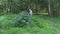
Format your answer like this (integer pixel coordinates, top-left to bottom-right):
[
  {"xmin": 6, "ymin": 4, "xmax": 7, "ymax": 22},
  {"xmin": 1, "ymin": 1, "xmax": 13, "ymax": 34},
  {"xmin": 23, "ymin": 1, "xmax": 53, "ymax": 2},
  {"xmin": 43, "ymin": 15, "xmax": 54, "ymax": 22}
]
[
  {"xmin": 29, "ymin": 9, "xmax": 33, "ymax": 17},
  {"xmin": 28, "ymin": 9, "xmax": 33, "ymax": 27}
]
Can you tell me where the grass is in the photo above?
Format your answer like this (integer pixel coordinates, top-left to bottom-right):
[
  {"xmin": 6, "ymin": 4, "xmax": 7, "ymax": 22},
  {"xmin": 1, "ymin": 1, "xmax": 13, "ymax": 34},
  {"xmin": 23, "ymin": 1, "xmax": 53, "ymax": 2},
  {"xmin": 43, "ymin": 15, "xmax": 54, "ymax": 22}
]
[{"xmin": 0, "ymin": 14, "xmax": 60, "ymax": 34}]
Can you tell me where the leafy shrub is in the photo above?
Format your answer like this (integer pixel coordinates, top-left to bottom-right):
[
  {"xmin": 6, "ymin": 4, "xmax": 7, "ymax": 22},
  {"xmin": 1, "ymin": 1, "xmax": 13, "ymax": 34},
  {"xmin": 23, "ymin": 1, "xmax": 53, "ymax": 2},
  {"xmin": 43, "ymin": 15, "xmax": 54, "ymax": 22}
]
[
  {"xmin": 15, "ymin": 12, "xmax": 32, "ymax": 27},
  {"xmin": 0, "ymin": 14, "xmax": 16, "ymax": 29}
]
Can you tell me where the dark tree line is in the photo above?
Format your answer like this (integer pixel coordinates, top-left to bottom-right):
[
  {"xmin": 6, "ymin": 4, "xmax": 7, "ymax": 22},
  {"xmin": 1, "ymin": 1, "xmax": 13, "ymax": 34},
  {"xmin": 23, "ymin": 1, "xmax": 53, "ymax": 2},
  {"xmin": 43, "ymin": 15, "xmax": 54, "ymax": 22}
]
[{"xmin": 0, "ymin": 0, "xmax": 60, "ymax": 17}]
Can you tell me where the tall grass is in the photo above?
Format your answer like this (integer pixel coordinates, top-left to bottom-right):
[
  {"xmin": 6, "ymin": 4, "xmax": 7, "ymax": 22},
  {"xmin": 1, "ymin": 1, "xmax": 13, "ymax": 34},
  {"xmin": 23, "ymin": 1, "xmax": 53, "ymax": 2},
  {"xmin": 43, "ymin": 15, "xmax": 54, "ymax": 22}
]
[{"xmin": 0, "ymin": 14, "xmax": 60, "ymax": 34}]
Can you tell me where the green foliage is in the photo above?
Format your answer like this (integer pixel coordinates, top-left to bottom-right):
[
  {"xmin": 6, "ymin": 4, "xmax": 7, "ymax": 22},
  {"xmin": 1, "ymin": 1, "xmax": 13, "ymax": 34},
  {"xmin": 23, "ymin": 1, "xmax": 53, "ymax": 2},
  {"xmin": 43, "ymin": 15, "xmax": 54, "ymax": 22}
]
[
  {"xmin": 15, "ymin": 12, "xmax": 31, "ymax": 27},
  {"xmin": 32, "ymin": 15, "xmax": 49, "ymax": 28},
  {"xmin": 1, "ymin": 0, "xmax": 48, "ymax": 14},
  {"xmin": 0, "ymin": 14, "xmax": 60, "ymax": 34},
  {"xmin": 0, "ymin": 14, "xmax": 16, "ymax": 29},
  {"xmin": 0, "ymin": 27, "xmax": 59, "ymax": 34}
]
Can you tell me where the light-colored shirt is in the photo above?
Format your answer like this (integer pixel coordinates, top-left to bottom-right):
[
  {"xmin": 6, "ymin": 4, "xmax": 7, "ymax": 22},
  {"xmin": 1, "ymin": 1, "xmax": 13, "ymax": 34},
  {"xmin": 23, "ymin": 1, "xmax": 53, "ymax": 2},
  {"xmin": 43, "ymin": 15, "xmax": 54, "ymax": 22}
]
[{"xmin": 29, "ymin": 9, "xmax": 32, "ymax": 16}]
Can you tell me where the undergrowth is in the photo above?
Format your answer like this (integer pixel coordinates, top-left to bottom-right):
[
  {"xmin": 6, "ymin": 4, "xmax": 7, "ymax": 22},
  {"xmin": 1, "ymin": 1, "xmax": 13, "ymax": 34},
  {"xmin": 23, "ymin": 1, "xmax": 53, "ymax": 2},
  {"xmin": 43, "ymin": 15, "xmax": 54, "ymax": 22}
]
[{"xmin": 0, "ymin": 14, "xmax": 60, "ymax": 34}]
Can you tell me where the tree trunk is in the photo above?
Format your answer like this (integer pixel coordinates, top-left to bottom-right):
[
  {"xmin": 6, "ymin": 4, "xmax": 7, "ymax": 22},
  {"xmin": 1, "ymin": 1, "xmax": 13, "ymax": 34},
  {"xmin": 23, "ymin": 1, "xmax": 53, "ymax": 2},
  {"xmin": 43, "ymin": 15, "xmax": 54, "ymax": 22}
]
[
  {"xmin": 48, "ymin": 0, "xmax": 60, "ymax": 17},
  {"xmin": 48, "ymin": 0, "xmax": 51, "ymax": 16}
]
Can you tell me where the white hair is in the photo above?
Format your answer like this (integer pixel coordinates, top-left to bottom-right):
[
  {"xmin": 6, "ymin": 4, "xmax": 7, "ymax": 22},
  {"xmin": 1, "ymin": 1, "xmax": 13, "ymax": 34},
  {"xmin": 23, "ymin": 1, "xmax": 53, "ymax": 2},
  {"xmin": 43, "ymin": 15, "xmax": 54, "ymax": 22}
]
[{"xmin": 29, "ymin": 9, "xmax": 32, "ymax": 16}]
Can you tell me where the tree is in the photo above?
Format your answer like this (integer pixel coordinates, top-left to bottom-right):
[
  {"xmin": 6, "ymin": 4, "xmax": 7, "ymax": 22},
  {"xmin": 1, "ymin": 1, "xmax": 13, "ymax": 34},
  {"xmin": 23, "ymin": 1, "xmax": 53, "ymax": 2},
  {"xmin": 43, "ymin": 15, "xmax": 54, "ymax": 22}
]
[{"xmin": 45, "ymin": 0, "xmax": 60, "ymax": 17}]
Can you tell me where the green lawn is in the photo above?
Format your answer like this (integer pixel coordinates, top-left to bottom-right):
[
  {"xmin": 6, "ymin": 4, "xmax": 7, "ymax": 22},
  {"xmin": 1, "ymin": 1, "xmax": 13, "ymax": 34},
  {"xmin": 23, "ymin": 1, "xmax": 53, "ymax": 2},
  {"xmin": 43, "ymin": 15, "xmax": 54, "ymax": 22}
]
[{"xmin": 0, "ymin": 14, "xmax": 60, "ymax": 34}]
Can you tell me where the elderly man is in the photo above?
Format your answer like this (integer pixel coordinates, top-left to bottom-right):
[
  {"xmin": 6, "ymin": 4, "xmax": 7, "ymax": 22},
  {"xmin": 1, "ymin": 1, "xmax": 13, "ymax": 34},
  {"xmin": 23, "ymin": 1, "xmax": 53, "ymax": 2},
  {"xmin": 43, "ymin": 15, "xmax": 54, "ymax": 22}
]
[
  {"xmin": 28, "ymin": 9, "xmax": 33, "ymax": 27},
  {"xmin": 29, "ymin": 9, "xmax": 33, "ymax": 17}
]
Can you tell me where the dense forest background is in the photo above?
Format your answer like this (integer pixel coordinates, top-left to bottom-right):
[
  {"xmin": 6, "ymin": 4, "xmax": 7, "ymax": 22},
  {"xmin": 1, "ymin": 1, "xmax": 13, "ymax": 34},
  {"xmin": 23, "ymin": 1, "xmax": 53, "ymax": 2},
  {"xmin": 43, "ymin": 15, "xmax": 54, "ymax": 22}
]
[{"xmin": 0, "ymin": 0, "xmax": 60, "ymax": 17}]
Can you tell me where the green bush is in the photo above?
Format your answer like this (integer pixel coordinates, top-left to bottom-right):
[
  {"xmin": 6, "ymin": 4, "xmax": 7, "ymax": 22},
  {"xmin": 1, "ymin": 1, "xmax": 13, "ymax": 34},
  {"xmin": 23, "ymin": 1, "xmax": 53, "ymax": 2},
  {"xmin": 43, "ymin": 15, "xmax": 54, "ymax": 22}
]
[
  {"xmin": 15, "ymin": 12, "xmax": 32, "ymax": 27},
  {"xmin": 0, "ymin": 14, "xmax": 16, "ymax": 29}
]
